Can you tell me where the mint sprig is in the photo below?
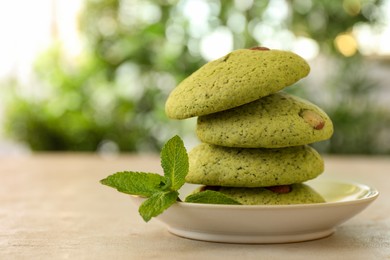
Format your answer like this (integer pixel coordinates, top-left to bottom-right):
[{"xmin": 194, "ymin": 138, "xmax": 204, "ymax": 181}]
[
  {"xmin": 100, "ymin": 135, "xmax": 189, "ymax": 222},
  {"xmin": 100, "ymin": 135, "xmax": 242, "ymax": 222}
]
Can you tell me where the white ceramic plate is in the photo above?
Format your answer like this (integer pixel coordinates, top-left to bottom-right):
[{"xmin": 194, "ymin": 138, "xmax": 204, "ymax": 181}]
[{"xmin": 130, "ymin": 179, "xmax": 378, "ymax": 244}]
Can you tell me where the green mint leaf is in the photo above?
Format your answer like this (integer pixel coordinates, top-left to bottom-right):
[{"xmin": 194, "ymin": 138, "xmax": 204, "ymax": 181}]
[
  {"xmin": 185, "ymin": 190, "xmax": 242, "ymax": 205},
  {"xmin": 100, "ymin": 135, "xmax": 190, "ymax": 222},
  {"xmin": 160, "ymin": 135, "xmax": 189, "ymax": 191},
  {"xmin": 100, "ymin": 171, "xmax": 165, "ymax": 197},
  {"xmin": 139, "ymin": 190, "xmax": 179, "ymax": 222}
]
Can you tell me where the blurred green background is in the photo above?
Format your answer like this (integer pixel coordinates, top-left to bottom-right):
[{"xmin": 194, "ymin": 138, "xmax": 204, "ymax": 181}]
[{"xmin": 1, "ymin": 0, "xmax": 390, "ymax": 154}]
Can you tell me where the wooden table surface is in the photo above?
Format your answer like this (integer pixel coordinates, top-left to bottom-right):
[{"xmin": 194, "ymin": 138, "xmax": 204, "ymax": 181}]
[{"xmin": 1, "ymin": 153, "xmax": 389, "ymax": 259}]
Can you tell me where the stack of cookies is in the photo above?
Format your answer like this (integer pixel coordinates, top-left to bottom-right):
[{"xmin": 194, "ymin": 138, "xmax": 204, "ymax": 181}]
[{"xmin": 165, "ymin": 47, "xmax": 333, "ymax": 205}]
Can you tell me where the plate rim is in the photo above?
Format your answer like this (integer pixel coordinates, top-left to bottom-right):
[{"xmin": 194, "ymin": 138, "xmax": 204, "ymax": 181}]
[{"xmin": 132, "ymin": 179, "xmax": 379, "ymax": 209}]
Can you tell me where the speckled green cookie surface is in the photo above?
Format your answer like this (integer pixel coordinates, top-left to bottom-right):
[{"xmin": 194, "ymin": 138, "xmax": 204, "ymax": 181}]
[
  {"xmin": 188, "ymin": 184, "xmax": 325, "ymax": 205},
  {"xmin": 165, "ymin": 49, "xmax": 310, "ymax": 119},
  {"xmin": 185, "ymin": 143, "xmax": 324, "ymax": 187},
  {"xmin": 196, "ymin": 92, "xmax": 333, "ymax": 148}
]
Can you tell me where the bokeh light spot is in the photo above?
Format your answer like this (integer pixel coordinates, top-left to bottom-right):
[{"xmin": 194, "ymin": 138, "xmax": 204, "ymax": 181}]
[{"xmin": 334, "ymin": 33, "xmax": 358, "ymax": 56}]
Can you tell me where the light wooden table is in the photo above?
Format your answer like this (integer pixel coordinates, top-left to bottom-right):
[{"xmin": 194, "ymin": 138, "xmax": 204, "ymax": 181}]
[{"xmin": 1, "ymin": 153, "xmax": 389, "ymax": 259}]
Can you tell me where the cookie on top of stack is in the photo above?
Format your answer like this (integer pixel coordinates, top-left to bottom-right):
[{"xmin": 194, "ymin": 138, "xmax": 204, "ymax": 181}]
[{"xmin": 165, "ymin": 47, "xmax": 333, "ymax": 205}]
